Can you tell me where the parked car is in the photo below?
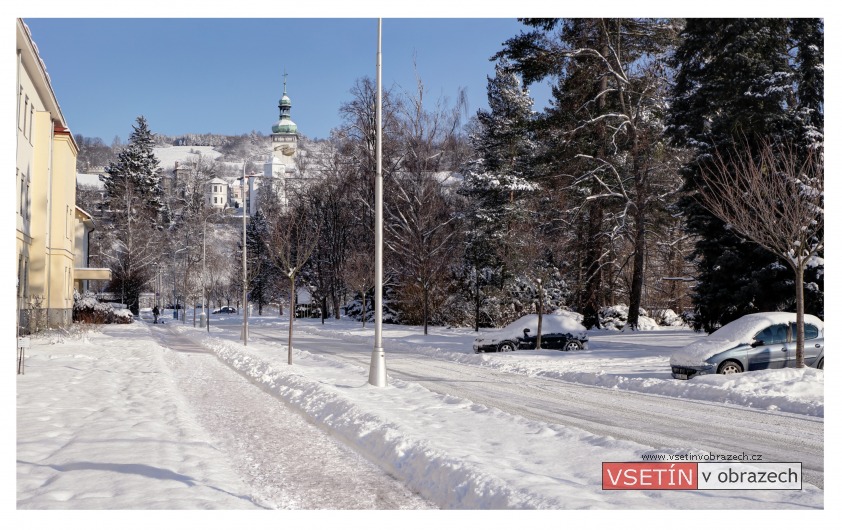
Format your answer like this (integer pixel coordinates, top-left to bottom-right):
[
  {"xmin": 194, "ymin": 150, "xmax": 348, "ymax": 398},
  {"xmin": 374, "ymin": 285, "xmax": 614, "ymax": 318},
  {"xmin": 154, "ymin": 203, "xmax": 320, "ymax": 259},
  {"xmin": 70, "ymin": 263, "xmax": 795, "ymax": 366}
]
[
  {"xmin": 212, "ymin": 306, "xmax": 237, "ymax": 314},
  {"xmin": 473, "ymin": 314, "xmax": 588, "ymax": 353},
  {"xmin": 670, "ymin": 312, "xmax": 824, "ymax": 379}
]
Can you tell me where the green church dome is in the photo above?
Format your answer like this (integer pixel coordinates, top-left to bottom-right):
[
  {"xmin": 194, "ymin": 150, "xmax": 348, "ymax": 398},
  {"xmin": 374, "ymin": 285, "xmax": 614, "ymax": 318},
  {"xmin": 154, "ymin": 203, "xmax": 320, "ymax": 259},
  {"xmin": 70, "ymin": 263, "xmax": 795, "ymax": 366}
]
[
  {"xmin": 272, "ymin": 118, "xmax": 297, "ymax": 134},
  {"xmin": 272, "ymin": 75, "xmax": 297, "ymax": 135}
]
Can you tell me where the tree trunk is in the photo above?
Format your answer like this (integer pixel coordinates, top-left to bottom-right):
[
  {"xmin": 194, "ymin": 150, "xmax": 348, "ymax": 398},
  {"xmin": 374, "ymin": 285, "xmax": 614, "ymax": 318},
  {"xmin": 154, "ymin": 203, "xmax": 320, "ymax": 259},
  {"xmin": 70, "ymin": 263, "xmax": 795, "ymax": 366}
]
[
  {"xmin": 536, "ymin": 282, "xmax": 544, "ymax": 350},
  {"xmin": 582, "ymin": 199, "xmax": 604, "ymax": 329},
  {"xmin": 361, "ymin": 291, "xmax": 366, "ymax": 328},
  {"xmin": 627, "ymin": 203, "xmax": 646, "ymax": 330},
  {"xmin": 288, "ymin": 275, "xmax": 295, "ymax": 365},
  {"xmin": 423, "ymin": 283, "xmax": 429, "ymax": 336},
  {"xmin": 582, "ymin": 39, "xmax": 610, "ymax": 330},
  {"xmin": 795, "ymin": 262, "xmax": 805, "ymax": 368},
  {"xmin": 474, "ymin": 269, "xmax": 481, "ymax": 332}
]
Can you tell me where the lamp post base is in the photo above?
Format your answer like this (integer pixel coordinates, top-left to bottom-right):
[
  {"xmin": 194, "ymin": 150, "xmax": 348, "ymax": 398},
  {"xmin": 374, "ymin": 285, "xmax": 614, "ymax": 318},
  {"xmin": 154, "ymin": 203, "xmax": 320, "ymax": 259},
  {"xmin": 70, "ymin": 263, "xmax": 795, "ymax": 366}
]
[{"xmin": 368, "ymin": 347, "xmax": 386, "ymax": 387}]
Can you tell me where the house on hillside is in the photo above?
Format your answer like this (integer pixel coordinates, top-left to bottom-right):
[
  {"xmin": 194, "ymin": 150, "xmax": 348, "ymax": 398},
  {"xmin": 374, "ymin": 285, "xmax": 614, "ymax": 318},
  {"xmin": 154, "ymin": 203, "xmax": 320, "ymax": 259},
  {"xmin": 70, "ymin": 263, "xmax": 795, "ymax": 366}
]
[
  {"xmin": 206, "ymin": 177, "xmax": 229, "ymax": 209},
  {"xmin": 16, "ymin": 18, "xmax": 111, "ymax": 332}
]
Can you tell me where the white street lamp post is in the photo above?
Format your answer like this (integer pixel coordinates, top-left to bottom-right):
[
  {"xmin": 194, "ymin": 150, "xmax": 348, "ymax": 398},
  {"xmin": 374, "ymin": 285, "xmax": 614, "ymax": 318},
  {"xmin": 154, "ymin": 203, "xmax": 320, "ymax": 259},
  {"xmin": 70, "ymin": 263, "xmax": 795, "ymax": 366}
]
[
  {"xmin": 369, "ymin": 18, "xmax": 386, "ymax": 387},
  {"xmin": 241, "ymin": 164, "xmax": 251, "ymax": 345}
]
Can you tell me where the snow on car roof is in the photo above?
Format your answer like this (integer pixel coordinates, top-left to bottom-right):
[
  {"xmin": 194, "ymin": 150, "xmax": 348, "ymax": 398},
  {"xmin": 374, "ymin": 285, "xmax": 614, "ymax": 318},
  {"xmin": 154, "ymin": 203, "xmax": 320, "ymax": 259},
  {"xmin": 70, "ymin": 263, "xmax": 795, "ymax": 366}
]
[
  {"xmin": 502, "ymin": 314, "xmax": 586, "ymax": 335},
  {"xmin": 670, "ymin": 312, "xmax": 823, "ymax": 366},
  {"xmin": 710, "ymin": 312, "xmax": 823, "ymax": 342}
]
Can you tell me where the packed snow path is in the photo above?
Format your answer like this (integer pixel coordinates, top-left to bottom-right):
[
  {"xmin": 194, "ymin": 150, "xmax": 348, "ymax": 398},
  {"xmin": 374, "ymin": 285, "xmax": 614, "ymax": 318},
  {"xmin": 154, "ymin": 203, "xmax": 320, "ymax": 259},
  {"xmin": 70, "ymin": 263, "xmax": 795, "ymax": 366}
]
[
  {"xmin": 240, "ymin": 324, "xmax": 824, "ymax": 490},
  {"xmin": 149, "ymin": 325, "xmax": 435, "ymax": 509}
]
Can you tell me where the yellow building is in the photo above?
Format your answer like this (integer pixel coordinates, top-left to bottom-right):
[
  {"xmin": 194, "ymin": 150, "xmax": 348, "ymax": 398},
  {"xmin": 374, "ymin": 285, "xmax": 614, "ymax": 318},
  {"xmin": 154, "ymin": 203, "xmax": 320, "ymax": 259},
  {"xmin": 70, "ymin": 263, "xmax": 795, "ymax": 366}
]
[{"xmin": 16, "ymin": 19, "xmax": 110, "ymax": 332}]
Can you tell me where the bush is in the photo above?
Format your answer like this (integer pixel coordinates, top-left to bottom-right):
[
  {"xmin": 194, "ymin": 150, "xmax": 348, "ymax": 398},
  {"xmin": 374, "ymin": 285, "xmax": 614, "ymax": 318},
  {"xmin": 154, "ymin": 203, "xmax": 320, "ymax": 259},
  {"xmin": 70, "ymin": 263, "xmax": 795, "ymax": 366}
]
[
  {"xmin": 599, "ymin": 304, "xmax": 660, "ymax": 331},
  {"xmin": 112, "ymin": 309, "xmax": 134, "ymax": 324},
  {"xmin": 73, "ymin": 291, "xmax": 133, "ymax": 324},
  {"xmin": 652, "ymin": 308, "xmax": 686, "ymax": 327}
]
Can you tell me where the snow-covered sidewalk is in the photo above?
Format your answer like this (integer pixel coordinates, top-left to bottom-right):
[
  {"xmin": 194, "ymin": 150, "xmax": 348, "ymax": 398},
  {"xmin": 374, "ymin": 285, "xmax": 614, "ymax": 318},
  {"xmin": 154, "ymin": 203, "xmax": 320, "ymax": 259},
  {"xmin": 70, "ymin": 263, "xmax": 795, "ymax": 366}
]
[
  {"xmin": 16, "ymin": 325, "xmax": 258, "ymax": 509},
  {"xmin": 16, "ymin": 323, "xmax": 433, "ymax": 510}
]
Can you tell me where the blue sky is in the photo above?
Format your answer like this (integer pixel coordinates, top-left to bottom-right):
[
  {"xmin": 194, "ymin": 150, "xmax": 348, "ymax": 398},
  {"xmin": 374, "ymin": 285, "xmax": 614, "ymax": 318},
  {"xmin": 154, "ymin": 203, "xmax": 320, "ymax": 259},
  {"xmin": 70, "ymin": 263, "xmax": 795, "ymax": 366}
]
[{"xmin": 23, "ymin": 18, "xmax": 553, "ymax": 143}]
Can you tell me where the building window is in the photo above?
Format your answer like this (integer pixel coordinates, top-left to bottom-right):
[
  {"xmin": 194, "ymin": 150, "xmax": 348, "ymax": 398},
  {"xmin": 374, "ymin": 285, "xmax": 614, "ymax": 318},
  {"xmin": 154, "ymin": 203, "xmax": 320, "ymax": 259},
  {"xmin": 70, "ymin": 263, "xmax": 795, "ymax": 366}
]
[
  {"xmin": 25, "ymin": 173, "xmax": 30, "ymax": 221},
  {"xmin": 22, "ymin": 258, "xmax": 29, "ymax": 299},
  {"xmin": 29, "ymin": 105, "xmax": 34, "ymax": 140},
  {"xmin": 18, "ymin": 87, "xmax": 23, "ymax": 130},
  {"xmin": 17, "ymin": 255, "xmax": 24, "ymax": 297},
  {"xmin": 19, "ymin": 170, "xmax": 30, "ymax": 221},
  {"xmin": 23, "ymin": 97, "xmax": 29, "ymax": 139}
]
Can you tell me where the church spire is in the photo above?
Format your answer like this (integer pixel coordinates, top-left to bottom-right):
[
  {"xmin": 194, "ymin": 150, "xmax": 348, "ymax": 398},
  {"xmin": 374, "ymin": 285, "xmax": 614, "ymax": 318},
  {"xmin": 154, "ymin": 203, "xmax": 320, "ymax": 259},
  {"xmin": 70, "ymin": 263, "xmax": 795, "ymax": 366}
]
[{"xmin": 272, "ymin": 71, "xmax": 297, "ymax": 135}]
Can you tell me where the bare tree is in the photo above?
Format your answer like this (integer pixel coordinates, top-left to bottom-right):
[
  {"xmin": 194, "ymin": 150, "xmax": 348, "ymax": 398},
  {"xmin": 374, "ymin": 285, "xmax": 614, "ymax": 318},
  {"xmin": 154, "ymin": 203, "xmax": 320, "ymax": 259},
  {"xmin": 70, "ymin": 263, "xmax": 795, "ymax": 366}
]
[
  {"xmin": 385, "ymin": 172, "xmax": 459, "ymax": 335},
  {"xmin": 265, "ymin": 202, "xmax": 321, "ymax": 365},
  {"xmin": 697, "ymin": 138, "xmax": 823, "ymax": 367},
  {"xmin": 384, "ymin": 72, "xmax": 466, "ymax": 335}
]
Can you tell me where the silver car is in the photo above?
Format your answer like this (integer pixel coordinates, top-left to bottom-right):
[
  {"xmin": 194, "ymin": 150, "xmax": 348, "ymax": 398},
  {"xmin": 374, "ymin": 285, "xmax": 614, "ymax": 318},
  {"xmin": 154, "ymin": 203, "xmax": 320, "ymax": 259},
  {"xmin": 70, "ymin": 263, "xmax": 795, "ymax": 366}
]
[{"xmin": 670, "ymin": 312, "xmax": 824, "ymax": 379}]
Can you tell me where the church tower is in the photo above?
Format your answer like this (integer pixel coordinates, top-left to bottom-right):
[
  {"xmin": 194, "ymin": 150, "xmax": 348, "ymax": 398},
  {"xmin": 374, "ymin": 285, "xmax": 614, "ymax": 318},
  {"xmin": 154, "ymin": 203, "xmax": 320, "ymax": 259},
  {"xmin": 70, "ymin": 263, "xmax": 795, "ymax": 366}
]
[
  {"xmin": 255, "ymin": 74, "xmax": 299, "ymax": 213},
  {"xmin": 270, "ymin": 73, "xmax": 298, "ymax": 167}
]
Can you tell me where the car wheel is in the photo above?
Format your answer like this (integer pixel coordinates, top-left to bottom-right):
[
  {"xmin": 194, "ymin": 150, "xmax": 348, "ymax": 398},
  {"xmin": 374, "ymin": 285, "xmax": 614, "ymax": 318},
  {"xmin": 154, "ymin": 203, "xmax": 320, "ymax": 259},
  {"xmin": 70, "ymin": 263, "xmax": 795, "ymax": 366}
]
[
  {"xmin": 717, "ymin": 360, "xmax": 743, "ymax": 375},
  {"xmin": 564, "ymin": 340, "xmax": 583, "ymax": 351},
  {"xmin": 818, "ymin": 358, "xmax": 823, "ymax": 370},
  {"xmin": 498, "ymin": 342, "xmax": 516, "ymax": 353}
]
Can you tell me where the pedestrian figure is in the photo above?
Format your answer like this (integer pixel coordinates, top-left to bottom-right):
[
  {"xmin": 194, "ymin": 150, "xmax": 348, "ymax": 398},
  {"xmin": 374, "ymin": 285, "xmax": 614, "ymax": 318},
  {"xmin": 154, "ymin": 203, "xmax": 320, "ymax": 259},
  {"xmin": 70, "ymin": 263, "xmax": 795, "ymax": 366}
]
[{"xmin": 152, "ymin": 305, "xmax": 159, "ymax": 324}]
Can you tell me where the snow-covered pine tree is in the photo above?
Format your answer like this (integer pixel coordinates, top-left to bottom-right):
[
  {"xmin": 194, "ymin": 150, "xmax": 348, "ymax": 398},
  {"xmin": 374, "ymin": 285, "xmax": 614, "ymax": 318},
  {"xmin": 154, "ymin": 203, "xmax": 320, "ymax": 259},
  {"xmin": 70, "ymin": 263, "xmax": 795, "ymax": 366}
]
[
  {"xmin": 668, "ymin": 18, "xmax": 824, "ymax": 331},
  {"xmin": 496, "ymin": 18, "xmax": 683, "ymax": 330},
  {"xmin": 242, "ymin": 209, "xmax": 277, "ymax": 316},
  {"xmin": 99, "ymin": 116, "xmax": 164, "ymax": 314},
  {"xmin": 459, "ymin": 60, "xmax": 537, "ymax": 330},
  {"xmin": 101, "ymin": 116, "xmax": 163, "ymax": 226}
]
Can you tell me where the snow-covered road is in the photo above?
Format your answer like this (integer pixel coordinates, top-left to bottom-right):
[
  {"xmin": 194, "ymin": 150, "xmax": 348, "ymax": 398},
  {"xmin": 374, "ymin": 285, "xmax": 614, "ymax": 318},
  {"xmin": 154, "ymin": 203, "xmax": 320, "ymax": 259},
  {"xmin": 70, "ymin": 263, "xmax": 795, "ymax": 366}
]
[{"xmin": 243, "ymin": 323, "xmax": 824, "ymax": 489}]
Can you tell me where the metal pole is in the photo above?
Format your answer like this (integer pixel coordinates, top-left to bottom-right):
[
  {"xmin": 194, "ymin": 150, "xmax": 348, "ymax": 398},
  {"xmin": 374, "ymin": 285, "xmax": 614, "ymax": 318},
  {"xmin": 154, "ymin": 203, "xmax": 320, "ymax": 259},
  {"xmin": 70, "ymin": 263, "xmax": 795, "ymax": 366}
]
[
  {"xmin": 241, "ymin": 163, "xmax": 249, "ymax": 345},
  {"xmin": 369, "ymin": 18, "xmax": 386, "ymax": 387},
  {"xmin": 200, "ymin": 221, "xmax": 207, "ymax": 329}
]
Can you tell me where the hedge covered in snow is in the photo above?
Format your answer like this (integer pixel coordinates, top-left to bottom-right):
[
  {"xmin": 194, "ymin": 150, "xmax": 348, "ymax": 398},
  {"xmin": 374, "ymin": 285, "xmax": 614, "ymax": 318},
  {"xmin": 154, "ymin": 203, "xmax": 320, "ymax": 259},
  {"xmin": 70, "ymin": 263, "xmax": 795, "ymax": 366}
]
[{"xmin": 73, "ymin": 292, "xmax": 133, "ymax": 324}]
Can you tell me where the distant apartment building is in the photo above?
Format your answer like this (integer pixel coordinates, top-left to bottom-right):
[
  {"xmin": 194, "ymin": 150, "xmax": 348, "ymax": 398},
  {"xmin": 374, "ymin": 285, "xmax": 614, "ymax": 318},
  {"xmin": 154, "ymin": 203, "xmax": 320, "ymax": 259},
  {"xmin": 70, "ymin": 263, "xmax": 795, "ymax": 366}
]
[{"xmin": 16, "ymin": 18, "xmax": 110, "ymax": 332}]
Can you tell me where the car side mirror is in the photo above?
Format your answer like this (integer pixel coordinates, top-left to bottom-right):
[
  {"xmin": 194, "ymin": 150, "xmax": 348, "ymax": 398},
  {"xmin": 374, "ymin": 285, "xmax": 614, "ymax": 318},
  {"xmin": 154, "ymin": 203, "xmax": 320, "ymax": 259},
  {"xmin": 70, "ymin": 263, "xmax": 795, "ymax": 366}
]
[{"xmin": 751, "ymin": 340, "xmax": 765, "ymax": 348}]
